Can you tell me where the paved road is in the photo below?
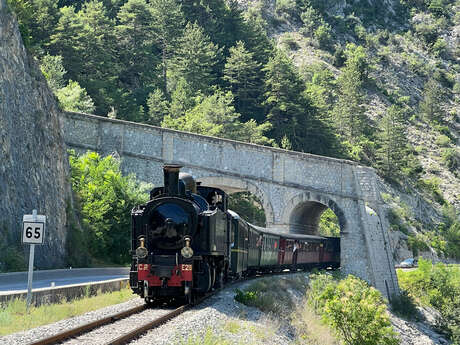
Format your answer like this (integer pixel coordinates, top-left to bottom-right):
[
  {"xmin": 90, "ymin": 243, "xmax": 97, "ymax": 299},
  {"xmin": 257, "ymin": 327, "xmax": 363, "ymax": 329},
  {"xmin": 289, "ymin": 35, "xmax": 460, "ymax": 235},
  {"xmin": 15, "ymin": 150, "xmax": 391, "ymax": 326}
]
[{"xmin": 0, "ymin": 267, "xmax": 129, "ymax": 293}]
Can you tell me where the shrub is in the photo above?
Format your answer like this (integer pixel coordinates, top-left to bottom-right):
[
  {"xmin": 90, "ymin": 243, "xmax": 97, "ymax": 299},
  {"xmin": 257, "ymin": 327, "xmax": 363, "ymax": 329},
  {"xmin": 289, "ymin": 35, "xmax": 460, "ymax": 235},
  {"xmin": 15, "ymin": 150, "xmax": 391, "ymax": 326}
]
[
  {"xmin": 441, "ymin": 148, "xmax": 459, "ymax": 172},
  {"xmin": 69, "ymin": 150, "xmax": 150, "ymax": 264},
  {"xmin": 315, "ymin": 24, "xmax": 332, "ymax": 49},
  {"xmin": 0, "ymin": 228, "xmax": 26, "ymax": 273},
  {"xmin": 397, "ymin": 259, "xmax": 460, "ymax": 341},
  {"xmin": 408, "ymin": 234, "xmax": 430, "ymax": 256},
  {"xmin": 431, "ymin": 38, "xmax": 447, "ymax": 57},
  {"xmin": 308, "ymin": 274, "xmax": 399, "ymax": 345},
  {"xmin": 418, "ymin": 177, "xmax": 445, "ymax": 204},
  {"xmin": 390, "ymin": 290, "xmax": 420, "ymax": 320},
  {"xmin": 436, "ymin": 134, "xmax": 451, "ymax": 147}
]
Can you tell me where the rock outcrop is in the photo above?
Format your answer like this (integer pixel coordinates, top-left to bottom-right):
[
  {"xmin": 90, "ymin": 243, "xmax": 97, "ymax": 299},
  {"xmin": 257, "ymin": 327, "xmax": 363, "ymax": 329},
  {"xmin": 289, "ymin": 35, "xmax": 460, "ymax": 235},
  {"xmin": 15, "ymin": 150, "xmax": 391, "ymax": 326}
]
[{"xmin": 0, "ymin": 0, "xmax": 71, "ymax": 269}]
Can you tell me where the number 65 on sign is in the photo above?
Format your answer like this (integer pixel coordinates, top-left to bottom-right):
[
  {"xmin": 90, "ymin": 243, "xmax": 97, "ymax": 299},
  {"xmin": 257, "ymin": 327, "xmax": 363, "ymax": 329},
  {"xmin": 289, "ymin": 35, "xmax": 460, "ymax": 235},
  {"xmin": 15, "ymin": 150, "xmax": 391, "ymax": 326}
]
[{"xmin": 22, "ymin": 214, "xmax": 46, "ymax": 245}]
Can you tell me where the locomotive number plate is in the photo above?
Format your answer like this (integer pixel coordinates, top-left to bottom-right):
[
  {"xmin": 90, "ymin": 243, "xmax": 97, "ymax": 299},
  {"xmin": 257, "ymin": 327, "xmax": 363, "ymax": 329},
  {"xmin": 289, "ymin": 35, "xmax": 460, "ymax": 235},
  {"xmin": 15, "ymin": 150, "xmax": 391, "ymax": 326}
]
[{"xmin": 181, "ymin": 264, "xmax": 192, "ymax": 271}]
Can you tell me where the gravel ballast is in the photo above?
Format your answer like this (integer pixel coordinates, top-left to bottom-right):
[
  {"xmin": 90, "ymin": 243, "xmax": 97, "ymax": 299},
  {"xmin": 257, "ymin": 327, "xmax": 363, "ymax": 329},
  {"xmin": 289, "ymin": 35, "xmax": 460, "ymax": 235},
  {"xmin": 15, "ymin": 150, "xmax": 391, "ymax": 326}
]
[{"xmin": 1, "ymin": 273, "xmax": 451, "ymax": 345}]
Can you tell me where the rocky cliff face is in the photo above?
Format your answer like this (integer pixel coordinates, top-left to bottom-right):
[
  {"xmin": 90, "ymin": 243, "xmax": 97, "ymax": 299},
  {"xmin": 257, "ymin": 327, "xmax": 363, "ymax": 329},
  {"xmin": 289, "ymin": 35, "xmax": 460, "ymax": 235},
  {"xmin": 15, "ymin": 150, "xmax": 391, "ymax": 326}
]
[{"xmin": 0, "ymin": 0, "xmax": 71, "ymax": 269}]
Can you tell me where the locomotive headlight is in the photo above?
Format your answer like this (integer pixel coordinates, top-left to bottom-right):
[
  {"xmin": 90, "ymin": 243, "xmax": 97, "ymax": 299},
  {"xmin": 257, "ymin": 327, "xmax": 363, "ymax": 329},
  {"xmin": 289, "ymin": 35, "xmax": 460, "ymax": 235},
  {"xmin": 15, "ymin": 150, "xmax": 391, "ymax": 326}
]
[
  {"xmin": 136, "ymin": 237, "xmax": 148, "ymax": 259},
  {"xmin": 181, "ymin": 237, "xmax": 193, "ymax": 259}
]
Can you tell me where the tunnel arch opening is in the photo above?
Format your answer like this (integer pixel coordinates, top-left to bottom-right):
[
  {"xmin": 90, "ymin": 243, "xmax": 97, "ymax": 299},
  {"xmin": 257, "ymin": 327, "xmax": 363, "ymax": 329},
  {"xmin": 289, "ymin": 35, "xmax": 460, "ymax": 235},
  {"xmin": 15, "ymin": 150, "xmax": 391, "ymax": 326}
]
[
  {"xmin": 282, "ymin": 193, "xmax": 346, "ymax": 236},
  {"xmin": 289, "ymin": 201, "xmax": 341, "ymax": 237}
]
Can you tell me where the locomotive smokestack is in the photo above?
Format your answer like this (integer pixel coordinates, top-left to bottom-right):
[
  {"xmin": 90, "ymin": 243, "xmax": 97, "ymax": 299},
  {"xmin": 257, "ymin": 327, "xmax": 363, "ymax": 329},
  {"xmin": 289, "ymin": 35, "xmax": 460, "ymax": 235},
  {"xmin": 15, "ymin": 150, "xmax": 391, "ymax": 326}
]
[{"xmin": 163, "ymin": 165, "xmax": 181, "ymax": 195}]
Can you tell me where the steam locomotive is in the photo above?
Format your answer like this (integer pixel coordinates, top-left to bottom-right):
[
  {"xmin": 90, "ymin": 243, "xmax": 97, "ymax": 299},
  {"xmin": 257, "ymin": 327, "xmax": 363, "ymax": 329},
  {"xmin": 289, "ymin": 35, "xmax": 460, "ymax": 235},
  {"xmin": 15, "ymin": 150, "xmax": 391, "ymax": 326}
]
[{"xmin": 130, "ymin": 165, "xmax": 340, "ymax": 304}]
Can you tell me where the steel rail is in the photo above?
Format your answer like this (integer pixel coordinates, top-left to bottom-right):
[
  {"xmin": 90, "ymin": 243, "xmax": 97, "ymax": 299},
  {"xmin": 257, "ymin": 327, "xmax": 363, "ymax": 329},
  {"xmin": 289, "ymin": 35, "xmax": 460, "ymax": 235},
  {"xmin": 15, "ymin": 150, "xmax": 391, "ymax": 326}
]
[
  {"xmin": 28, "ymin": 270, "xmax": 317, "ymax": 345},
  {"xmin": 28, "ymin": 304, "xmax": 147, "ymax": 345},
  {"xmin": 104, "ymin": 270, "xmax": 312, "ymax": 344},
  {"xmin": 105, "ymin": 291, "xmax": 216, "ymax": 345},
  {"xmin": 106, "ymin": 304, "xmax": 188, "ymax": 345}
]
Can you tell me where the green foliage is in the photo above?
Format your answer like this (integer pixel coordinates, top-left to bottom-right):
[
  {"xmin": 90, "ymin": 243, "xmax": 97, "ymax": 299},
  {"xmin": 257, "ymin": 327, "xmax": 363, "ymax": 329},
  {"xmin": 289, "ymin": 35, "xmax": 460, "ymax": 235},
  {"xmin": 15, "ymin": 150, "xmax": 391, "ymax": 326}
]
[
  {"xmin": 162, "ymin": 89, "xmax": 273, "ymax": 145},
  {"xmin": 264, "ymin": 49, "xmax": 339, "ymax": 156},
  {"xmin": 56, "ymin": 80, "xmax": 96, "ymax": 113},
  {"xmin": 387, "ymin": 208, "xmax": 410, "ymax": 234},
  {"xmin": 234, "ymin": 288, "xmax": 258, "ymax": 305},
  {"xmin": 332, "ymin": 43, "xmax": 370, "ymax": 158},
  {"xmin": 390, "ymin": 290, "xmax": 420, "ymax": 320},
  {"xmin": 51, "ymin": 1, "xmax": 118, "ymax": 115},
  {"xmin": 150, "ymin": 0, "xmax": 185, "ymax": 90},
  {"xmin": 40, "ymin": 54, "xmax": 66, "ymax": 91},
  {"xmin": 376, "ymin": 105, "xmax": 408, "ymax": 178},
  {"xmin": 115, "ymin": 0, "xmax": 159, "ymax": 97},
  {"xmin": 69, "ymin": 150, "xmax": 150, "ymax": 264},
  {"xmin": 0, "ymin": 287, "xmax": 134, "ymax": 336},
  {"xmin": 314, "ymin": 24, "xmax": 332, "ymax": 50},
  {"xmin": 407, "ymin": 234, "xmax": 430, "ymax": 256},
  {"xmin": 420, "ymin": 78, "xmax": 445, "ymax": 123},
  {"xmin": 234, "ymin": 275, "xmax": 308, "ymax": 315},
  {"xmin": 397, "ymin": 259, "xmax": 460, "ymax": 342},
  {"xmin": 441, "ymin": 148, "xmax": 459, "ymax": 173},
  {"xmin": 223, "ymin": 41, "xmax": 263, "ymax": 122},
  {"xmin": 170, "ymin": 22, "xmax": 219, "ymax": 94},
  {"xmin": 308, "ymin": 273, "xmax": 399, "ymax": 345},
  {"xmin": 418, "ymin": 177, "xmax": 445, "ymax": 205},
  {"xmin": 318, "ymin": 209, "xmax": 340, "ymax": 237},
  {"xmin": 228, "ymin": 192, "xmax": 266, "ymax": 226},
  {"xmin": 436, "ymin": 134, "xmax": 451, "ymax": 147},
  {"xmin": 146, "ymin": 88, "xmax": 169, "ymax": 126}
]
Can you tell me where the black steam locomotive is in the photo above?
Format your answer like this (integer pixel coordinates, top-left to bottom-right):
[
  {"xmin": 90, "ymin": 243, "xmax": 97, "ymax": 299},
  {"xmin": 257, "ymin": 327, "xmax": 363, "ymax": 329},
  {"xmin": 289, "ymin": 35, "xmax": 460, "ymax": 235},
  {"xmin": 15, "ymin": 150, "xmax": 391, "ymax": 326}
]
[{"xmin": 130, "ymin": 165, "xmax": 340, "ymax": 304}]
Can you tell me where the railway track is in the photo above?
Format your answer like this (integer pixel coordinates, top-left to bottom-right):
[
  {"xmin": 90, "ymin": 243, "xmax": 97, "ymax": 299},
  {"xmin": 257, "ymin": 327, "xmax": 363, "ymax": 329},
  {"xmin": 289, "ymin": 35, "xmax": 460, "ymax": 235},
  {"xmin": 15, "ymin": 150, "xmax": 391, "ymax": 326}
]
[
  {"xmin": 27, "ymin": 270, "xmax": 312, "ymax": 345},
  {"xmin": 28, "ymin": 292, "xmax": 213, "ymax": 345}
]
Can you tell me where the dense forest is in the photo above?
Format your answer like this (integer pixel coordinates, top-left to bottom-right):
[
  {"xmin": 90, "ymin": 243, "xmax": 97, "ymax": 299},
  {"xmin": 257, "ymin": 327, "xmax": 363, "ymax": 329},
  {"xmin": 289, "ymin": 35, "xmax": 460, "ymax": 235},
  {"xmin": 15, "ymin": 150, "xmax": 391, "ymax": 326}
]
[{"xmin": 5, "ymin": 0, "xmax": 459, "ymax": 262}]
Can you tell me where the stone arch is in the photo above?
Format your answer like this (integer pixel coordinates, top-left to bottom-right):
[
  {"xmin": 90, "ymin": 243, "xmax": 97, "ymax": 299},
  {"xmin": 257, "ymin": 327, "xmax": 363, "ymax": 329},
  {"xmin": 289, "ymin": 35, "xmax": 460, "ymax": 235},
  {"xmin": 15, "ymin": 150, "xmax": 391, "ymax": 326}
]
[
  {"xmin": 281, "ymin": 191, "xmax": 346, "ymax": 235},
  {"xmin": 196, "ymin": 175, "xmax": 275, "ymax": 226}
]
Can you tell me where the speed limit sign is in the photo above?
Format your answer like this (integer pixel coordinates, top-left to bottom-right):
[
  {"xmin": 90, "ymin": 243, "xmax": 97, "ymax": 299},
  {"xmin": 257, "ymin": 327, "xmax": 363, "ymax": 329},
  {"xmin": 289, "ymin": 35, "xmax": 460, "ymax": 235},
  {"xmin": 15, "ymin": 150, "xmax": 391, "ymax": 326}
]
[{"xmin": 22, "ymin": 213, "xmax": 46, "ymax": 245}]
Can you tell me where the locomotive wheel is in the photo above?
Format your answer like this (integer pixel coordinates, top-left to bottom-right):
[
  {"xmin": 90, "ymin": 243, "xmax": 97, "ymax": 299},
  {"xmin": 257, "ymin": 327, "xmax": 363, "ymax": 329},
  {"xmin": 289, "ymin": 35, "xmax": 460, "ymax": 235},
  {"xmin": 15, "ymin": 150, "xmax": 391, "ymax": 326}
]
[
  {"xmin": 195, "ymin": 261, "xmax": 212, "ymax": 293},
  {"xmin": 210, "ymin": 266, "xmax": 216, "ymax": 290},
  {"xmin": 215, "ymin": 270, "xmax": 224, "ymax": 289},
  {"xmin": 144, "ymin": 297, "xmax": 158, "ymax": 307}
]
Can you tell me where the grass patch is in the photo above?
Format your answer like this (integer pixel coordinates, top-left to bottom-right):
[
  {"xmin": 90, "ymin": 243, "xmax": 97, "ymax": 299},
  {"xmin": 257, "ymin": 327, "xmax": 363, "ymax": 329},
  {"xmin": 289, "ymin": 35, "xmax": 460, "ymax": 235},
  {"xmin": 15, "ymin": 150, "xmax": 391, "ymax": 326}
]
[
  {"xmin": 292, "ymin": 301, "xmax": 340, "ymax": 345},
  {"xmin": 223, "ymin": 319, "xmax": 241, "ymax": 334},
  {"xmin": 0, "ymin": 287, "xmax": 135, "ymax": 336},
  {"xmin": 234, "ymin": 275, "xmax": 308, "ymax": 315},
  {"xmin": 178, "ymin": 328, "xmax": 231, "ymax": 345}
]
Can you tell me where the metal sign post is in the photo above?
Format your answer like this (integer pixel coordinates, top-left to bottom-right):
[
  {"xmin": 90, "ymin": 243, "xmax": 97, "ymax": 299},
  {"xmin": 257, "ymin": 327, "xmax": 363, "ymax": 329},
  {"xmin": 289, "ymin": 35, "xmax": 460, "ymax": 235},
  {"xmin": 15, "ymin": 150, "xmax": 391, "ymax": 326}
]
[{"xmin": 22, "ymin": 209, "xmax": 46, "ymax": 311}]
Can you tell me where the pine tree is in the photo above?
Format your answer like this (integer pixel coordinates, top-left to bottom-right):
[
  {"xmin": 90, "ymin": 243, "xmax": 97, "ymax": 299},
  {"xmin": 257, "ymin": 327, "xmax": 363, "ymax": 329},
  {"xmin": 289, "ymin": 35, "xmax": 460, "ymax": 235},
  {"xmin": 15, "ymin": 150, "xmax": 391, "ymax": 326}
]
[
  {"xmin": 263, "ymin": 50, "xmax": 307, "ymax": 148},
  {"xmin": 420, "ymin": 78, "xmax": 444, "ymax": 123},
  {"xmin": 150, "ymin": 0, "xmax": 185, "ymax": 92},
  {"xmin": 376, "ymin": 105, "xmax": 408, "ymax": 177},
  {"xmin": 51, "ymin": 1, "xmax": 117, "ymax": 114},
  {"xmin": 116, "ymin": 0, "xmax": 158, "ymax": 91},
  {"xmin": 223, "ymin": 41, "xmax": 262, "ymax": 121},
  {"xmin": 170, "ymin": 22, "xmax": 219, "ymax": 94},
  {"xmin": 169, "ymin": 78, "xmax": 196, "ymax": 118},
  {"xmin": 146, "ymin": 89, "xmax": 170, "ymax": 126},
  {"xmin": 332, "ymin": 44, "xmax": 369, "ymax": 144}
]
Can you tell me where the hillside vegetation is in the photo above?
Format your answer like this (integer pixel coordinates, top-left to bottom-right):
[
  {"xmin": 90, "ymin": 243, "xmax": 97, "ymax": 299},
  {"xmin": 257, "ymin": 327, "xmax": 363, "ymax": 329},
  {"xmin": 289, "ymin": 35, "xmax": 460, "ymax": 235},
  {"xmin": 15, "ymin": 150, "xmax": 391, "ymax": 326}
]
[{"xmin": 6, "ymin": 0, "xmax": 459, "ymax": 260}]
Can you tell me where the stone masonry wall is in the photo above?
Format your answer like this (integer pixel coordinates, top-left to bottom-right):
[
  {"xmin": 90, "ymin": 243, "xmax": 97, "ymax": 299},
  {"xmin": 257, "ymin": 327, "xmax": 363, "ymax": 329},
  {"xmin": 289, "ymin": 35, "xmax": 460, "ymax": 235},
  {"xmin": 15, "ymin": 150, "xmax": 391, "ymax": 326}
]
[{"xmin": 0, "ymin": 1, "xmax": 72, "ymax": 269}]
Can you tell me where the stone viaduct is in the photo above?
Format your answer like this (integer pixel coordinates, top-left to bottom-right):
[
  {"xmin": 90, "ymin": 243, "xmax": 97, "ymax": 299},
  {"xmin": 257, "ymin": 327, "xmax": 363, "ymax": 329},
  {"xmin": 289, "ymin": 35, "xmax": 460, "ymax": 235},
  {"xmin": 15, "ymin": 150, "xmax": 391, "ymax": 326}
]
[{"xmin": 61, "ymin": 111, "xmax": 399, "ymax": 298}]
